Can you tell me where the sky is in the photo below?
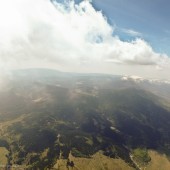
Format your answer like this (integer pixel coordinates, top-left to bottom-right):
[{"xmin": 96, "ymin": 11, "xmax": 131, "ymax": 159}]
[
  {"xmin": 91, "ymin": 0, "xmax": 170, "ymax": 55},
  {"xmin": 0, "ymin": 0, "xmax": 170, "ymax": 80}
]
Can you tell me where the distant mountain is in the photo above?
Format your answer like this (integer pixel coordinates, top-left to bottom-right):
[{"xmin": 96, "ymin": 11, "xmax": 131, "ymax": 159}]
[
  {"xmin": 0, "ymin": 68, "xmax": 170, "ymax": 169},
  {"xmin": 121, "ymin": 75, "xmax": 170, "ymax": 101}
]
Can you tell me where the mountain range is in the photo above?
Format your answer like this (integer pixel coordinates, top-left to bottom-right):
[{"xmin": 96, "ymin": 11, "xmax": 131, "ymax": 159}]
[{"xmin": 0, "ymin": 68, "xmax": 170, "ymax": 170}]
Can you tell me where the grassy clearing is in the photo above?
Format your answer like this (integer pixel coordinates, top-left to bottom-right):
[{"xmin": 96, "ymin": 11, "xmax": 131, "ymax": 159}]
[
  {"xmin": 146, "ymin": 150, "xmax": 170, "ymax": 170},
  {"xmin": 53, "ymin": 152, "xmax": 135, "ymax": 170},
  {"xmin": 0, "ymin": 147, "xmax": 9, "ymax": 165}
]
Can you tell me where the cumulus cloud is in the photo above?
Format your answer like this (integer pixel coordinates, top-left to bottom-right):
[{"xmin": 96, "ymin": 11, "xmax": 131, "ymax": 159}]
[
  {"xmin": 105, "ymin": 39, "xmax": 169, "ymax": 65},
  {"xmin": 0, "ymin": 0, "xmax": 169, "ymax": 77}
]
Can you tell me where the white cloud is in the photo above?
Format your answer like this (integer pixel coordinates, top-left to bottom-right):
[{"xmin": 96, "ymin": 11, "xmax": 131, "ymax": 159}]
[
  {"xmin": 0, "ymin": 0, "xmax": 169, "ymax": 79},
  {"xmin": 121, "ymin": 28, "xmax": 142, "ymax": 37}
]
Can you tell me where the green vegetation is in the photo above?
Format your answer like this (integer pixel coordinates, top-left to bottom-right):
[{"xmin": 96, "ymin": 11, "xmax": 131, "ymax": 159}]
[{"xmin": 132, "ymin": 148, "xmax": 151, "ymax": 165}]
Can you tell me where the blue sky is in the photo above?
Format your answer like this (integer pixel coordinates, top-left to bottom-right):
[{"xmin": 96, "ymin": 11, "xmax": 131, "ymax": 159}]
[{"xmin": 75, "ymin": 0, "xmax": 170, "ymax": 55}]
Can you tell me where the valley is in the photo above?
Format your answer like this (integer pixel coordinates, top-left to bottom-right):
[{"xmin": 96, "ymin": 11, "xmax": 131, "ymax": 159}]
[{"xmin": 0, "ymin": 69, "xmax": 170, "ymax": 169}]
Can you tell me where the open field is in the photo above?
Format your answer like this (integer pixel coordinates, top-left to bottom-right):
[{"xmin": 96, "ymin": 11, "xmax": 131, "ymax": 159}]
[
  {"xmin": 146, "ymin": 150, "xmax": 170, "ymax": 170},
  {"xmin": 0, "ymin": 147, "xmax": 9, "ymax": 165},
  {"xmin": 53, "ymin": 152, "xmax": 135, "ymax": 170}
]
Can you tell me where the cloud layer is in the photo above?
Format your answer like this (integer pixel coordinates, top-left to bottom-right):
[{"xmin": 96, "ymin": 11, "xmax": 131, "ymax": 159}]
[{"xmin": 0, "ymin": 0, "xmax": 169, "ymax": 78}]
